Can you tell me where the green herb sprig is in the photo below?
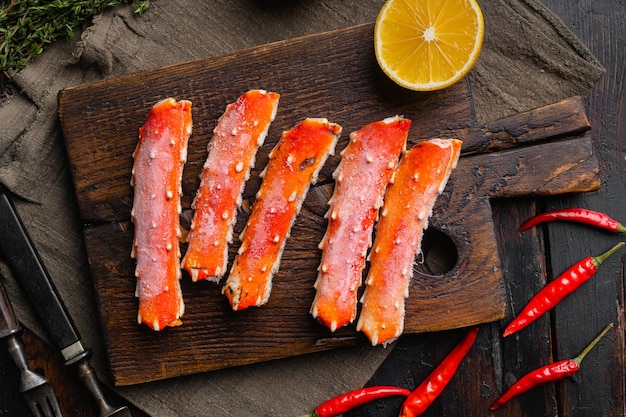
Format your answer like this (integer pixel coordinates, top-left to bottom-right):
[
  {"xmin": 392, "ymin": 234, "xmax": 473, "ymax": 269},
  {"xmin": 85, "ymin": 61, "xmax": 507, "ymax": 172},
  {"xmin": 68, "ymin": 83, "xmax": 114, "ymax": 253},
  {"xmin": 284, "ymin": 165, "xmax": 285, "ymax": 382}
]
[{"xmin": 0, "ymin": 0, "xmax": 150, "ymax": 73}]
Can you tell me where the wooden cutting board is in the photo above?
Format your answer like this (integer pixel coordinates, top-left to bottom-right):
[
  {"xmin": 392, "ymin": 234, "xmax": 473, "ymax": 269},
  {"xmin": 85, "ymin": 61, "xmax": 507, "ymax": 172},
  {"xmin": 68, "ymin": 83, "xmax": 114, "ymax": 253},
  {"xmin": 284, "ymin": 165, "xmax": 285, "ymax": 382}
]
[{"xmin": 58, "ymin": 23, "xmax": 600, "ymax": 386}]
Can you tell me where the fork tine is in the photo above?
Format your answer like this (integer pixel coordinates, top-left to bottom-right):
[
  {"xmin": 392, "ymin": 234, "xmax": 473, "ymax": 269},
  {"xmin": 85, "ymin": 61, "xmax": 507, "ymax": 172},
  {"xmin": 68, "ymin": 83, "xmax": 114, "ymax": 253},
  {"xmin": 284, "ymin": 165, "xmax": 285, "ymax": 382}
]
[
  {"xmin": 47, "ymin": 393, "xmax": 63, "ymax": 417},
  {"xmin": 25, "ymin": 395, "xmax": 45, "ymax": 417},
  {"xmin": 22, "ymin": 382, "xmax": 63, "ymax": 417},
  {"xmin": 30, "ymin": 404, "xmax": 44, "ymax": 417},
  {"xmin": 22, "ymin": 386, "xmax": 62, "ymax": 417}
]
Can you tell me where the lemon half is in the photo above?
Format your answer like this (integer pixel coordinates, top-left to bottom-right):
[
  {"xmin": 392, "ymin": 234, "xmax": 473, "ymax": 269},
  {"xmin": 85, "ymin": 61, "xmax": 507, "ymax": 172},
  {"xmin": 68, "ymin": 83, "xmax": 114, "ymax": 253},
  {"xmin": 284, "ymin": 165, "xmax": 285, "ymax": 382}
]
[{"xmin": 375, "ymin": 0, "xmax": 485, "ymax": 91}]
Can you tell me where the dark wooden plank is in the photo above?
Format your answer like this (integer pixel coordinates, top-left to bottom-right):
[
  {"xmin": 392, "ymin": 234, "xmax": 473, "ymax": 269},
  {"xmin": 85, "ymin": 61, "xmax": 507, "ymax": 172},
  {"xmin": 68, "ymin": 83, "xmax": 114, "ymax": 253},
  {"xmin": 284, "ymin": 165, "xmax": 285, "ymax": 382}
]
[
  {"xmin": 465, "ymin": 95, "xmax": 591, "ymax": 155},
  {"xmin": 535, "ymin": 1, "xmax": 626, "ymax": 416},
  {"xmin": 488, "ymin": 199, "xmax": 557, "ymax": 416}
]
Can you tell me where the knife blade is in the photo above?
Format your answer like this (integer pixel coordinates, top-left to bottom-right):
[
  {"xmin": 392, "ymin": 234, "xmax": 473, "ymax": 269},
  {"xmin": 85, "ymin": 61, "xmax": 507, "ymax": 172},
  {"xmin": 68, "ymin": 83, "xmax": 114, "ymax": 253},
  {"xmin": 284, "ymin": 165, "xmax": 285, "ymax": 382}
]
[{"xmin": 0, "ymin": 187, "xmax": 131, "ymax": 417}]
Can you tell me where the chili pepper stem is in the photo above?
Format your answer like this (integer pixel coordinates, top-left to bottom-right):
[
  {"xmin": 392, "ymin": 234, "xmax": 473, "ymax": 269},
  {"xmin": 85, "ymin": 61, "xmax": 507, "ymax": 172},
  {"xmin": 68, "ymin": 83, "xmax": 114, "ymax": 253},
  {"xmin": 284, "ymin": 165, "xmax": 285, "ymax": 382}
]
[
  {"xmin": 592, "ymin": 242, "xmax": 625, "ymax": 268},
  {"xmin": 572, "ymin": 323, "xmax": 613, "ymax": 366}
]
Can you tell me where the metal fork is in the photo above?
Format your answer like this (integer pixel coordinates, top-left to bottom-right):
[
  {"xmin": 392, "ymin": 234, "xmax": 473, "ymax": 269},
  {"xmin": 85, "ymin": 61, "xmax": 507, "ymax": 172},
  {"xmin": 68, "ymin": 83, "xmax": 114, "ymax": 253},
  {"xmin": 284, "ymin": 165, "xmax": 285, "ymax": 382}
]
[{"xmin": 0, "ymin": 276, "xmax": 63, "ymax": 417}]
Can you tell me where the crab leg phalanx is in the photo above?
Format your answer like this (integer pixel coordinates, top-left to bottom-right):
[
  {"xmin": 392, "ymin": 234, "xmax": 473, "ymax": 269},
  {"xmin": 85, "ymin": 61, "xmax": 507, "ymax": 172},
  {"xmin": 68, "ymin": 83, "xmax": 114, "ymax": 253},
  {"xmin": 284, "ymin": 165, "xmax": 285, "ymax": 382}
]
[
  {"xmin": 223, "ymin": 118, "xmax": 341, "ymax": 311},
  {"xmin": 131, "ymin": 98, "xmax": 192, "ymax": 331}
]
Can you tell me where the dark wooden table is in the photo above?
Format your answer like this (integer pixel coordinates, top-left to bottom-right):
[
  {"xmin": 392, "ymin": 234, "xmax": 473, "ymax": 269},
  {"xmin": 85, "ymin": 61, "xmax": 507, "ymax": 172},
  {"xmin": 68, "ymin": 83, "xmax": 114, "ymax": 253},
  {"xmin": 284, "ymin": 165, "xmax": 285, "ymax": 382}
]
[{"xmin": 1, "ymin": 1, "xmax": 624, "ymax": 416}]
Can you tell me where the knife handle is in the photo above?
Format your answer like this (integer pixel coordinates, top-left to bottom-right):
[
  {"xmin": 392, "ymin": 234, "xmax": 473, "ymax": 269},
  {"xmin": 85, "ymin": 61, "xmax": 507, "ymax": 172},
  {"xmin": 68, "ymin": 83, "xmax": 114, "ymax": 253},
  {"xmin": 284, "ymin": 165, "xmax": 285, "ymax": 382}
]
[
  {"xmin": 0, "ymin": 274, "xmax": 21, "ymax": 339},
  {"xmin": 0, "ymin": 189, "xmax": 84, "ymax": 360}
]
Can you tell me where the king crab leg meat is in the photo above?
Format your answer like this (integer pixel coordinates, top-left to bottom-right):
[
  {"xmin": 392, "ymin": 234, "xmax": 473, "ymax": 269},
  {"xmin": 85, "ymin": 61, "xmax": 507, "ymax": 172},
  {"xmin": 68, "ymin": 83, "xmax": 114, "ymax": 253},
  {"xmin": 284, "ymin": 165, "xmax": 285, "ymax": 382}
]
[
  {"xmin": 223, "ymin": 118, "xmax": 342, "ymax": 311},
  {"xmin": 310, "ymin": 116, "xmax": 410, "ymax": 332},
  {"xmin": 356, "ymin": 138, "xmax": 462, "ymax": 346},
  {"xmin": 182, "ymin": 90, "xmax": 280, "ymax": 282},
  {"xmin": 131, "ymin": 98, "xmax": 192, "ymax": 331}
]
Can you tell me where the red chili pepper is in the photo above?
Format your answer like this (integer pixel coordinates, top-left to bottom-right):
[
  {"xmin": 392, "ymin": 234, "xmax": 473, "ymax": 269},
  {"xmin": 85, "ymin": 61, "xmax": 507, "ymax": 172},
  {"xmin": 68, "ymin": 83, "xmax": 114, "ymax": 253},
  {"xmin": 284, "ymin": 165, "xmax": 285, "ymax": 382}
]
[
  {"xmin": 503, "ymin": 242, "xmax": 623, "ymax": 337},
  {"xmin": 519, "ymin": 208, "xmax": 626, "ymax": 233},
  {"xmin": 491, "ymin": 323, "xmax": 613, "ymax": 410},
  {"xmin": 399, "ymin": 327, "xmax": 479, "ymax": 417},
  {"xmin": 300, "ymin": 385, "xmax": 411, "ymax": 417}
]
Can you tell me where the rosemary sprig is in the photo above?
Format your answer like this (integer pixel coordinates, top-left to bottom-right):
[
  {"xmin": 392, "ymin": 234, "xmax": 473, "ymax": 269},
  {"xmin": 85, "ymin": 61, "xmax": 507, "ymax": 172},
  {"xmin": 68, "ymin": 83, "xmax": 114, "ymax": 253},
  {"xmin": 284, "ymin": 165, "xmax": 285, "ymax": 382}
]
[{"xmin": 0, "ymin": 0, "xmax": 150, "ymax": 73}]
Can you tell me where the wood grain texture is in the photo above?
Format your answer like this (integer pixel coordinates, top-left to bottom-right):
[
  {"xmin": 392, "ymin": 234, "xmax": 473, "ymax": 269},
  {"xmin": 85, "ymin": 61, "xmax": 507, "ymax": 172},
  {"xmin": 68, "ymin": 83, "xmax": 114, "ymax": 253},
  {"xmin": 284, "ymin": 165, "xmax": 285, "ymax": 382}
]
[
  {"xmin": 537, "ymin": 2, "xmax": 626, "ymax": 417},
  {"xmin": 58, "ymin": 23, "xmax": 600, "ymax": 386}
]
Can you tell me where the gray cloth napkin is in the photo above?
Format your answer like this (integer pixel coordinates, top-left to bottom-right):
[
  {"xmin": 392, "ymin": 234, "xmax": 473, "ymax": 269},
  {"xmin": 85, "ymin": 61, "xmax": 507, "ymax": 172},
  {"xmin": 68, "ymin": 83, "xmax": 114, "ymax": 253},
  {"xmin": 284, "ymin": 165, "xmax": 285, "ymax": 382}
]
[{"xmin": 0, "ymin": 0, "xmax": 604, "ymax": 416}]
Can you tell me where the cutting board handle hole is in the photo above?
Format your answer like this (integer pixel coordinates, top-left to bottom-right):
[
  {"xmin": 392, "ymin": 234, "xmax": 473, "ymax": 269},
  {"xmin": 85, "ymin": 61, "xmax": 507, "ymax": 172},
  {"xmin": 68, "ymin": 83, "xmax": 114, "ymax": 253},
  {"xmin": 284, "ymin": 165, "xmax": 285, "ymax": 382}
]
[{"xmin": 415, "ymin": 228, "xmax": 457, "ymax": 276}]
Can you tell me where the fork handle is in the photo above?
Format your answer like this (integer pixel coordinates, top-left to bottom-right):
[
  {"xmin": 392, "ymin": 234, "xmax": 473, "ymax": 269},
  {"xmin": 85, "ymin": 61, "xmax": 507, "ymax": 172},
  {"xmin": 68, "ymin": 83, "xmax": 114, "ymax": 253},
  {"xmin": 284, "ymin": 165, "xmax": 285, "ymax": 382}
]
[
  {"xmin": 74, "ymin": 355, "xmax": 127, "ymax": 416},
  {"xmin": 5, "ymin": 334, "xmax": 29, "ymax": 372},
  {"xmin": 0, "ymin": 275, "xmax": 21, "ymax": 339}
]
